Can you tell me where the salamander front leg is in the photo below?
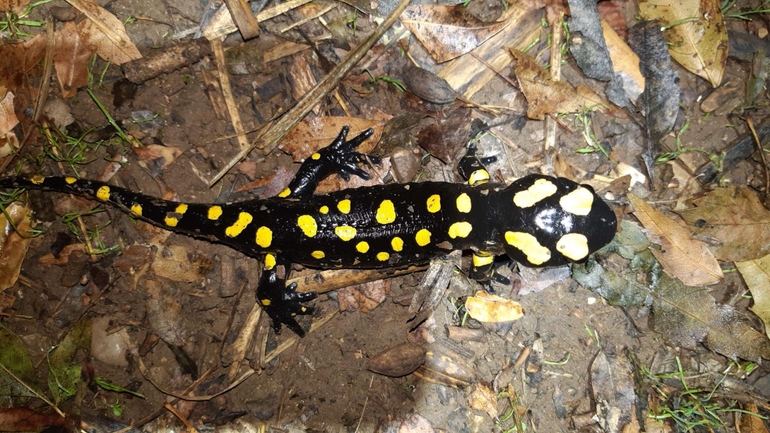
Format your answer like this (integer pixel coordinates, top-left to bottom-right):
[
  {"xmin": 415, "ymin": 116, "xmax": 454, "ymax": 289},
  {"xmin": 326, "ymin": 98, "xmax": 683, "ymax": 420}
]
[
  {"xmin": 256, "ymin": 253, "xmax": 316, "ymax": 336},
  {"xmin": 279, "ymin": 126, "xmax": 380, "ymax": 198}
]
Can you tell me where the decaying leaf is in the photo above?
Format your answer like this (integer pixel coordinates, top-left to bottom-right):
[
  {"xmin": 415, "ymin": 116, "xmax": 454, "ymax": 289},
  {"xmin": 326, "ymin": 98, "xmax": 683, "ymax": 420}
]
[
  {"xmin": 151, "ymin": 245, "xmax": 213, "ymax": 283},
  {"xmin": 736, "ymin": 254, "xmax": 770, "ymax": 340},
  {"xmin": 639, "ymin": 0, "xmax": 727, "ymax": 87},
  {"xmin": 464, "ymin": 290, "xmax": 524, "ymax": 323},
  {"xmin": 652, "ymin": 275, "xmax": 770, "ymax": 361},
  {"xmin": 337, "ymin": 280, "xmax": 391, "ymax": 313},
  {"xmin": 133, "ymin": 144, "xmax": 183, "ymax": 170},
  {"xmin": 468, "ymin": 382, "xmax": 498, "ymax": 418},
  {"xmin": 0, "ymin": 202, "xmax": 33, "ymax": 292},
  {"xmin": 677, "ymin": 187, "xmax": 770, "ymax": 262},
  {"xmin": 281, "ymin": 116, "xmax": 387, "ymax": 161},
  {"xmin": 510, "ymin": 48, "xmax": 614, "ymax": 120},
  {"xmin": 0, "ymin": 0, "xmax": 30, "ymax": 14},
  {"xmin": 590, "ymin": 351, "xmax": 639, "ymax": 433},
  {"xmin": 628, "ymin": 193, "xmax": 723, "ymax": 286},
  {"xmin": 402, "ymin": 5, "xmax": 512, "ymax": 63}
]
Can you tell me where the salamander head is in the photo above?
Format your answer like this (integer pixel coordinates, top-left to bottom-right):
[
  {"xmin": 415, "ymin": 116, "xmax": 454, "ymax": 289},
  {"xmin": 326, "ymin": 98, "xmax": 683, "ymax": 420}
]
[{"xmin": 498, "ymin": 174, "xmax": 616, "ymax": 268}]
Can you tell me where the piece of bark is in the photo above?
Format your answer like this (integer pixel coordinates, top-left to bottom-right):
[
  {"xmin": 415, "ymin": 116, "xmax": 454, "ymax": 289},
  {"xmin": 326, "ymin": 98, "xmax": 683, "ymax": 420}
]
[
  {"xmin": 122, "ymin": 38, "xmax": 212, "ymax": 84},
  {"xmin": 695, "ymin": 123, "xmax": 770, "ymax": 184},
  {"xmin": 224, "ymin": 0, "xmax": 259, "ymax": 40}
]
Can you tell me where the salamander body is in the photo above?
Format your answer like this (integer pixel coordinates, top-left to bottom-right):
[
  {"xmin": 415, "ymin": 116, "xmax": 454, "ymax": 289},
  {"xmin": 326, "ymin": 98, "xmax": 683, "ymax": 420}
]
[{"xmin": 0, "ymin": 128, "xmax": 617, "ymax": 335}]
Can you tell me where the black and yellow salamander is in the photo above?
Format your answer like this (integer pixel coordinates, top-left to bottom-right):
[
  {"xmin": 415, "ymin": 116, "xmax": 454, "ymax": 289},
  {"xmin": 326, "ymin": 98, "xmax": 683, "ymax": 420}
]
[{"xmin": 0, "ymin": 127, "xmax": 617, "ymax": 336}]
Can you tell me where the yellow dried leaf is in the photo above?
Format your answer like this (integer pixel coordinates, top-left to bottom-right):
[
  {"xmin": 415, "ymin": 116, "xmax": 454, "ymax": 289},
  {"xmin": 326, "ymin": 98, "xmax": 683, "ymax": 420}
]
[
  {"xmin": 639, "ymin": 0, "xmax": 727, "ymax": 86},
  {"xmin": 465, "ymin": 290, "xmax": 523, "ymax": 323},
  {"xmin": 736, "ymin": 254, "xmax": 770, "ymax": 340},
  {"xmin": 628, "ymin": 193, "xmax": 723, "ymax": 286}
]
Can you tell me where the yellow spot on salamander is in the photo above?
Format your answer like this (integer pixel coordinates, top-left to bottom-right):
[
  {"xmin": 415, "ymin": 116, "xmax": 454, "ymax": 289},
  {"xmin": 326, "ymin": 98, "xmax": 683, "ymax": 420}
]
[
  {"xmin": 391, "ymin": 237, "xmax": 404, "ymax": 252},
  {"xmin": 377, "ymin": 252, "xmax": 390, "ymax": 261},
  {"xmin": 208, "ymin": 206, "xmax": 223, "ymax": 220},
  {"xmin": 261, "ymin": 299, "xmax": 271, "ymax": 306},
  {"xmin": 415, "ymin": 229, "xmax": 431, "ymax": 247},
  {"xmin": 264, "ymin": 253, "xmax": 276, "ymax": 270},
  {"xmin": 426, "ymin": 194, "xmax": 441, "ymax": 213},
  {"xmin": 337, "ymin": 199, "xmax": 351, "ymax": 214},
  {"xmin": 165, "ymin": 215, "xmax": 179, "ymax": 227},
  {"xmin": 448, "ymin": 221, "xmax": 473, "ymax": 239},
  {"xmin": 376, "ymin": 200, "xmax": 396, "ymax": 224},
  {"xmin": 297, "ymin": 215, "xmax": 317, "ymax": 237},
  {"xmin": 335, "ymin": 225, "xmax": 357, "ymax": 241},
  {"xmin": 472, "ymin": 253, "xmax": 494, "ymax": 267},
  {"xmin": 175, "ymin": 203, "xmax": 188, "ymax": 214},
  {"xmin": 65, "ymin": 177, "xmax": 77, "ymax": 184},
  {"xmin": 30, "ymin": 175, "xmax": 45, "ymax": 185},
  {"xmin": 556, "ymin": 233, "xmax": 589, "ymax": 261},
  {"xmin": 311, "ymin": 152, "xmax": 321, "ymax": 160},
  {"xmin": 96, "ymin": 185, "xmax": 111, "ymax": 201},
  {"xmin": 225, "ymin": 212, "xmax": 254, "ymax": 237},
  {"xmin": 456, "ymin": 193, "xmax": 471, "ymax": 213},
  {"xmin": 505, "ymin": 231, "xmax": 551, "ymax": 265},
  {"xmin": 320, "ymin": 205, "xmax": 329, "ymax": 214},
  {"xmin": 278, "ymin": 188, "xmax": 291, "ymax": 198},
  {"xmin": 468, "ymin": 169, "xmax": 489, "ymax": 186},
  {"xmin": 513, "ymin": 178, "xmax": 557, "ymax": 208},
  {"xmin": 356, "ymin": 241, "xmax": 370, "ymax": 253},
  {"xmin": 130, "ymin": 204, "xmax": 143, "ymax": 217},
  {"xmin": 559, "ymin": 187, "xmax": 594, "ymax": 216},
  {"xmin": 256, "ymin": 226, "xmax": 273, "ymax": 248},
  {"xmin": 312, "ymin": 250, "xmax": 325, "ymax": 259}
]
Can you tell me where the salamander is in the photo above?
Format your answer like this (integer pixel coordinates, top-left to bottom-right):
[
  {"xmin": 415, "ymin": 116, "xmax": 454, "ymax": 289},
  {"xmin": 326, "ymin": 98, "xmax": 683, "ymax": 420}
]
[{"xmin": 0, "ymin": 127, "xmax": 617, "ymax": 336}]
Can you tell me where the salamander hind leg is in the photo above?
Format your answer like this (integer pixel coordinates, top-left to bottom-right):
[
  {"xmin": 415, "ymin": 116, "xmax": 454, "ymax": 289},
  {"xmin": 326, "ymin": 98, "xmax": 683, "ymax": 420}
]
[
  {"xmin": 458, "ymin": 142, "xmax": 496, "ymax": 186},
  {"xmin": 281, "ymin": 126, "xmax": 380, "ymax": 198},
  {"xmin": 256, "ymin": 253, "xmax": 317, "ymax": 336}
]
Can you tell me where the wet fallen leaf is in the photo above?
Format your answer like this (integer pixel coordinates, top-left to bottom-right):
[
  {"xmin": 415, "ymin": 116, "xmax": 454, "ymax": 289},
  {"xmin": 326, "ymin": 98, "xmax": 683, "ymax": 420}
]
[
  {"xmin": 590, "ymin": 351, "xmax": 639, "ymax": 433},
  {"xmin": 468, "ymin": 382, "xmax": 498, "ymax": 418},
  {"xmin": 0, "ymin": 326, "xmax": 38, "ymax": 398},
  {"xmin": 47, "ymin": 319, "xmax": 91, "ymax": 404},
  {"xmin": 628, "ymin": 193, "xmax": 723, "ymax": 286},
  {"xmin": 0, "ymin": 202, "xmax": 33, "ymax": 292},
  {"xmin": 0, "ymin": 407, "xmax": 68, "ymax": 432},
  {"xmin": 639, "ymin": 0, "xmax": 727, "ymax": 86},
  {"xmin": 510, "ymin": 48, "xmax": 614, "ymax": 120},
  {"xmin": 280, "ymin": 116, "xmax": 388, "ymax": 161},
  {"xmin": 402, "ymin": 5, "xmax": 512, "ymax": 63},
  {"xmin": 676, "ymin": 187, "xmax": 770, "ymax": 262},
  {"xmin": 465, "ymin": 290, "xmax": 524, "ymax": 323},
  {"xmin": 735, "ymin": 254, "xmax": 770, "ymax": 340}
]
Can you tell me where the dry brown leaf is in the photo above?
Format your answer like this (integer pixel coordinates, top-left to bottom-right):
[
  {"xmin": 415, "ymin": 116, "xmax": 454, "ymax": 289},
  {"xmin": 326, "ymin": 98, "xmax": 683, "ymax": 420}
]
[
  {"xmin": 677, "ymin": 187, "xmax": 770, "ymax": 262},
  {"xmin": 510, "ymin": 48, "xmax": 614, "ymax": 120},
  {"xmin": 601, "ymin": 20, "xmax": 644, "ymax": 101},
  {"xmin": 0, "ymin": 35, "xmax": 46, "ymax": 96},
  {"xmin": 0, "ymin": 91, "xmax": 18, "ymax": 136},
  {"xmin": 55, "ymin": 21, "xmax": 95, "ymax": 98},
  {"xmin": 639, "ymin": 0, "xmax": 727, "ymax": 87},
  {"xmin": 0, "ymin": 0, "xmax": 29, "ymax": 14},
  {"xmin": 133, "ymin": 144, "xmax": 183, "ymax": 170},
  {"xmin": 736, "ymin": 254, "xmax": 770, "ymax": 340},
  {"xmin": 402, "ymin": 5, "xmax": 512, "ymax": 63},
  {"xmin": 653, "ymin": 275, "xmax": 770, "ymax": 361},
  {"xmin": 151, "ymin": 245, "xmax": 213, "ymax": 283},
  {"xmin": 280, "ymin": 116, "xmax": 388, "ymax": 161},
  {"xmin": 66, "ymin": 0, "xmax": 141, "ymax": 64},
  {"xmin": 337, "ymin": 280, "xmax": 390, "ymax": 313},
  {"xmin": 0, "ymin": 203, "xmax": 33, "ymax": 292},
  {"xmin": 738, "ymin": 402, "xmax": 769, "ymax": 433},
  {"xmin": 464, "ymin": 290, "xmax": 524, "ymax": 323},
  {"xmin": 628, "ymin": 193, "xmax": 723, "ymax": 286}
]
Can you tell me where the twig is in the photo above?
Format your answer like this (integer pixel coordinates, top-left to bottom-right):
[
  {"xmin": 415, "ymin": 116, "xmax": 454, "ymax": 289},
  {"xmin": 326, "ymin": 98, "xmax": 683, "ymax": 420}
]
[{"xmin": 208, "ymin": 0, "xmax": 413, "ymax": 186}]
